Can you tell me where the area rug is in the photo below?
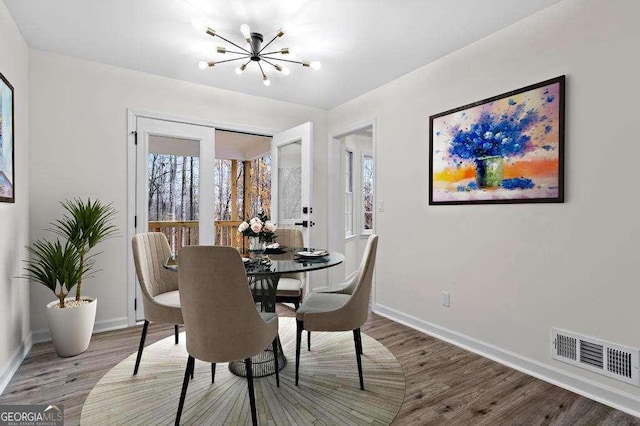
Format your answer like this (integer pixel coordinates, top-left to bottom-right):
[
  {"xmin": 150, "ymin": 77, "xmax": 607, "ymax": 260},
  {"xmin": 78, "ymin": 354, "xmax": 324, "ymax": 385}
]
[{"xmin": 81, "ymin": 318, "xmax": 405, "ymax": 425}]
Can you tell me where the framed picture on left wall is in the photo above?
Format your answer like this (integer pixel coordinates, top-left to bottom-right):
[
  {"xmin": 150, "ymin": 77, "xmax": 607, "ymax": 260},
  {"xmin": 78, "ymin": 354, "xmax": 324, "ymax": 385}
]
[{"xmin": 0, "ymin": 71, "xmax": 15, "ymax": 203}]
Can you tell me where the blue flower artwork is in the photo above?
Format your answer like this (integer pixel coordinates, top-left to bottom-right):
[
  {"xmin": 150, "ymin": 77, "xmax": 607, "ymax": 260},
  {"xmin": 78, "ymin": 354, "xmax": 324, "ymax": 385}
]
[{"xmin": 429, "ymin": 76, "xmax": 565, "ymax": 205}]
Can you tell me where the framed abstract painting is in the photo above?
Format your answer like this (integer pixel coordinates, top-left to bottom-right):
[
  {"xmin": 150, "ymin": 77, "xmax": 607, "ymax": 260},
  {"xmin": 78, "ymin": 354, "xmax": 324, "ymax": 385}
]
[
  {"xmin": 429, "ymin": 75, "xmax": 565, "ymax": 205},
  {"xmin": 0, "ymin": 71, "xmax": 15, "ymax": 203}
]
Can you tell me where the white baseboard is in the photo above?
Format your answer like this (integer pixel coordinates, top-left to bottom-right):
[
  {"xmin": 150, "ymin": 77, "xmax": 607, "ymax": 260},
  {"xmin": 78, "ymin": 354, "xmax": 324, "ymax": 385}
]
[
  {"xmin": 0, "ymin": 333, "xmax": 33, "ymax": 396},
  {"xmin": 373, "ymin": 303, "xmax": 640, "ymax": 419},
  {"xmin": 32, "ymin": 316, "xmax": 130, "ymax": 344}
]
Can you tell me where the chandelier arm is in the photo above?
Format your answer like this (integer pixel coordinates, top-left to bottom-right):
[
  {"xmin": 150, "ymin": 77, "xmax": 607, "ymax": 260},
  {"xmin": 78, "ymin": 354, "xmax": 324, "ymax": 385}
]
[
  {"xmin": 260, "ymin": 50, "xmax": 285, "ymax": 56},
  {"xmin": 261, "ymin": 56, "xmax": 306, "ymax": 65},
  {"xmin": 257, "ymin": 61, "xmax": 267, "ymax": 78},
  {"xmin": 213, "ymin": 34, "xmax": 251, "ymax": 54},
  {"xmin": 258, "ymin": 34, "xmax": 280, "ymax": 54},
  {"xmin": 212, "ymin": 56, "xmax": 251, "ymax": 65},
  {"xmin": 260, "ymin": 58, "xmax": 281, "ymax": 70},
  {"xmin": 224, "ymin": 50, "xmax": 249, "ymax": 55}
]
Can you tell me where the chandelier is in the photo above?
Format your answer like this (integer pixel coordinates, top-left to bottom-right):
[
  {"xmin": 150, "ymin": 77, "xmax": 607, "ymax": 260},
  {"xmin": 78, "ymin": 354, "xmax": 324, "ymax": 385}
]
[{"xmin": 197, "ymin": 23, "xmax": 321, "ymax": 86}]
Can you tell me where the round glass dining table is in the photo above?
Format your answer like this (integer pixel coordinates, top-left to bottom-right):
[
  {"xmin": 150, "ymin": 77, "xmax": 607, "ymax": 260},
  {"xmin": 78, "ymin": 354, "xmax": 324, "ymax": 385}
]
[{"xmin": 162, "ymin": 247, "xmax": 344, "ymax": 377}]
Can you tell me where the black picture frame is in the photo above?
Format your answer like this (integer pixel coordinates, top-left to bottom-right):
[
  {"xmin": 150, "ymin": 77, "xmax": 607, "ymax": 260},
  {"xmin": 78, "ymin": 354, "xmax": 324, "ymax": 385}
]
[
  {"xmin": 0, "ymin": 71, "xmax": 15, "ymax": 203},
  {"xmin": 429, "ymin": 75, "xmax": 565, "ymax": 205}
]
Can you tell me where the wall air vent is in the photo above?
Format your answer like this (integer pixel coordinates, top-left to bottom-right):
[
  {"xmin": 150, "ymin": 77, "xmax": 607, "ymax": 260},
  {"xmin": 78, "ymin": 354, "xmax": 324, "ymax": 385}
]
[
  {"xmin": 579, "ymin": 340, "xmax": 603, "ymax": 369},
  {"xmin": 552, "ymin": 328, "xmax": 640, "ymax": 386}
]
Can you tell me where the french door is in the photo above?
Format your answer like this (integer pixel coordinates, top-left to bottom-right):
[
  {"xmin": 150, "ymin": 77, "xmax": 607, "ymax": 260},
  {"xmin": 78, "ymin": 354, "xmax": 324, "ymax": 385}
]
[
  {"xmin": 271, "ymin": 122, "xmax": 314, "ymax": 246},
  {"xmin": 130, "ymin": 116, "xmax": 312, "ymax": 322},
  {"xmin": 134, "ymin": 117, "xmax": 215, "ymax": 321}
]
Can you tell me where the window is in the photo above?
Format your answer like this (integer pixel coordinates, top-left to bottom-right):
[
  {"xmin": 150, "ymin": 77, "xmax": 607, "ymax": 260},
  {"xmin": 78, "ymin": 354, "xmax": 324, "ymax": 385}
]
[
  {"xmin": 345, "ymin": 149, "xmax": 353, "ymax": 237},
  {"xmin": 362, "ymin": 154, "xmax": 374, "ymax": 233}
]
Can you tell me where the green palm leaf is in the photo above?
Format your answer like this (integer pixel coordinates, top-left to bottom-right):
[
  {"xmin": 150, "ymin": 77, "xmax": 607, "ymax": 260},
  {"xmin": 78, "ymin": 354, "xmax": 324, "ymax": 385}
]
[
  {"xmin": 22, "ymin": 240, "xmax": 86, "ymax": 308},
  {"xmin": 49, "ymin": 198, "xmax": 118, "ymax": 300}
]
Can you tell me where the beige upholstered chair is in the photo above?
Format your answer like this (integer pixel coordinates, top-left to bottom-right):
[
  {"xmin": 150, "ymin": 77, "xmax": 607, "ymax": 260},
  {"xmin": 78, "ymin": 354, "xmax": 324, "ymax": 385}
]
[
  {"xmin": 273, "ymin": 228, "xmax": 306, "ymax": 309},
  {"xmin": 295, "ymin": 234, "xmax": 378, "ymax": 390},
  {"xmin": 175, "ymin": 246, "xmax": 280, "ymax": 426},
  {"xmin": 305, "ymin": 270, "xmax": 359, "ymax": 351},
  {"xmin": 131, "ymin": 232, "xmax": 183, "ymax": 375}
]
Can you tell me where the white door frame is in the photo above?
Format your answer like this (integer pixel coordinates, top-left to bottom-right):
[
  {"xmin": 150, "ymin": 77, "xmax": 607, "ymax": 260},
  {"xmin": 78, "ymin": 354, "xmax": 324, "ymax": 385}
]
[
  {"xmin": 327, "ymin": 118, "xmax": 377, "ymax": 301},
  {"xmin": 126, "ymin": 109, "xmax": 277, "ymax": 326}
]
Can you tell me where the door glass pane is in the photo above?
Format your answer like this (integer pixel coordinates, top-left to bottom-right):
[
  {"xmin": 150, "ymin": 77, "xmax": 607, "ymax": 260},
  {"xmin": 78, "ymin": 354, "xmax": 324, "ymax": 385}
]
[
  {"xmin": 345, "ymin": 150, "xmax": 353, "ymax": 236},
  {"xmin": 249, "ymin": 156, "xmax": 271, "ymax": 218},
  {"xmin": 148, "ymin": 136, "xmax": 200, "ymax": 253},
  {"xmin": 277, "ymin": 141, "xmax": 302, "ymax": 227}
]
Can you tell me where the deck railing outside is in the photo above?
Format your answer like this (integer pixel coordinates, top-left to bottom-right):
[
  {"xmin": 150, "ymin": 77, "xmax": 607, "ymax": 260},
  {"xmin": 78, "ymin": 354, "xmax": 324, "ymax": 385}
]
[{"xmin": 148, "ymin": 220, "xmax": 244, "ymax": 254}]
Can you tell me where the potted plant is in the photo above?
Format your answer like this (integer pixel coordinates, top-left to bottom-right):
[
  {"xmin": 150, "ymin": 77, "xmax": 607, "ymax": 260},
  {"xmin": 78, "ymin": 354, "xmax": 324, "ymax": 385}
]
[{"xmin": 22, "ymin": 198, "xmax": 117, "ymax": 357}]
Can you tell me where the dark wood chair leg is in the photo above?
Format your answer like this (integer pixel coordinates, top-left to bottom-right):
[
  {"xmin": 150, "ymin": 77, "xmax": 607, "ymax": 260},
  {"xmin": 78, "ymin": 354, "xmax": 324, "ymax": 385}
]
[
  {"xmin": 175, "ymin": 325, "xmax": 179, "ymax": 344},
  {"xmin": 272, "ymin": 336, "xmax": 280, "ymax": 387},
  {"xmin": 295, "ymin": 320, "xmax": 303, "ymax": 386},
  {"xmin": 353, "ymin": 328, "xmax": 364, "ymax": 390},
  {"xmin": 245, "ymin": 358, "xmax": 258, "ymax": 426},
  {"xmin": 307, "ymin": 330, "xmax": 311, "ymax": 351},
  {"xmin": 211, "ymin": 363, "xmax": 216, "ymax": 383},
  {"xmin": 133, "ymin": 320, "xmax": 149, "ymax": 375},
  {"xmin": 175, "ymin": 355, "xmax": 194, "ymax": 425},
  {"xmin": 277, "ymin": 335, "xmax": 284, "ymax": 359}
]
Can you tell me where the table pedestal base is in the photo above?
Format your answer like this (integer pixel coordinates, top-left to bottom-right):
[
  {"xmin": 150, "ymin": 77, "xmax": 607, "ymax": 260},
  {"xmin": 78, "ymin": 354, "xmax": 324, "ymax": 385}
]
[{"xmin": 228, "ymin": 345, "xmax": 287, "ymax": 378}]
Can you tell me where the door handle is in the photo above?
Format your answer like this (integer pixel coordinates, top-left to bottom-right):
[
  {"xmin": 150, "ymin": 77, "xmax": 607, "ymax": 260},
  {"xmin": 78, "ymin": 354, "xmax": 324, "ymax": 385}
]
[{"xmin": 294, "ymin": 220, "xmax": 309, "ymax": 227}]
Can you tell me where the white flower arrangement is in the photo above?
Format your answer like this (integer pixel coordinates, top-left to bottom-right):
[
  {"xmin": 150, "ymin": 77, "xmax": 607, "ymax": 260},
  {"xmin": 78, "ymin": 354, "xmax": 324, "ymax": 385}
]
[{"xmin": 238, "ymin": 213, "xmax": 277, "ymax": 242}]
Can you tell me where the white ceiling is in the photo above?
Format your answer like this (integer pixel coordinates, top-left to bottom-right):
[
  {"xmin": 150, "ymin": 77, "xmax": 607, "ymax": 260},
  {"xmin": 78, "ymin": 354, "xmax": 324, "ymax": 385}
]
[{"xmin": 3, "ymin": 0, "xmax": 560, "ymax": 109}]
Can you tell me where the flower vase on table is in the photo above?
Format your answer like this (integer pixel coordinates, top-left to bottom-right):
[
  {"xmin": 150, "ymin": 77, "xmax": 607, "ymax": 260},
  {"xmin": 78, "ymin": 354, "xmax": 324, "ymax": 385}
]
[
  {"xmin": 238, "ymin": 213, "xmax": 276, "ymax": 260},
  {"xmin": 248, "ymin": 236, "xmax": 266, "ymax": 259}
]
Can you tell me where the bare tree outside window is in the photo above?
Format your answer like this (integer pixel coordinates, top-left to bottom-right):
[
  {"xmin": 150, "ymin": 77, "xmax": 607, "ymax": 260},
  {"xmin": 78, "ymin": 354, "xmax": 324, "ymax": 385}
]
[
  {"xmin": 147, "ymin": 152, "xmax": 271, "ymax": 253},
  {"xmin": 148, "ymin": 154, "xmax": 200, "ymax": 221},
  {"xmin": 362, "ymin": 154, "xmax": 374, "ymax": 232},
  {"xmin": 250, "ymin": 155, "xmax": 271, "ymax": 218}
]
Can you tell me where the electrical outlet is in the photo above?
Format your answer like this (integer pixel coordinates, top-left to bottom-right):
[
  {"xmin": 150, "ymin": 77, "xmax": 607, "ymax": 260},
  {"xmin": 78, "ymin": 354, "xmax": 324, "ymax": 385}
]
[{"xmin": 441, "ymin": 291, "xmax": 450, "ymax": 307}]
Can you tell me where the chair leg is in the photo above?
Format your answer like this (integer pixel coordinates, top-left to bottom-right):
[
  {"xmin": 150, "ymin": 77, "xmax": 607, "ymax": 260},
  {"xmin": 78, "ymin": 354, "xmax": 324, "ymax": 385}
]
[
  {"xmin": 175, "ymin": 355, "xmax": 194, "ymax": 425},
  {"xmin": 211, "ymin": 363, "xmax": 216, "ymax": 383},
  {"xmin": 175, "ymin": 325, "xmax": 179, "ymax": 344},
  {"xmin": 355, "ymin": 328, "xmax": 363, "ymax": 355},
  {"xmin": 307, "ymin": 330, "xmax": 311, "ymax": 351},
  {"xmin": 353, "ymin": 329, "xmax": 364, "ymax": 390},
  {"xmin": 295, "ymin": 320, "xmax": 303, "ymax": 386},
  {"xmin": 277, "ymin": 335, "xmax": 284, "ymax": 358},
  {"xmin": 133, "ymin": 320, "xmax": 149, "ymax": 375},
  {"xmin": 272, "ymin": 336, "xmax": 280, "ymax": 387},
  {"xmin": 244, "ymin": 358, "xmax": 258, "ymax": 426}
]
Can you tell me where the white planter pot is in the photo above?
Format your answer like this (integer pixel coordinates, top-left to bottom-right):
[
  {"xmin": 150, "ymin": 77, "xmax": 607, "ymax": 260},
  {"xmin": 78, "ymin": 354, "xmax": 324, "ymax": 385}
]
[{"xmin": 45, "ymin": 297, "xmax": 97, "ymax": 357}]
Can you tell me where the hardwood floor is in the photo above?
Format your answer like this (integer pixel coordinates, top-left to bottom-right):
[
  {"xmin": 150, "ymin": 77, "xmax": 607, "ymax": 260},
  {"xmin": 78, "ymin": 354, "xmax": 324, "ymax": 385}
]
[{"xmin": 1, "ymin": 305, "xmax": 638, "ymax": 425}]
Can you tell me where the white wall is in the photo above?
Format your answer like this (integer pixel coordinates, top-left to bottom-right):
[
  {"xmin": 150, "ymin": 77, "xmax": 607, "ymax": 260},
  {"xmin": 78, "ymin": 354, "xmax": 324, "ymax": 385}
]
[
  {"xmin": 0, "ymin": 1, "xmax": 30, "ymax": 392},
  {"xmin": 329, "ymin": 0, "xmax": 640, "ymax": 409},
  {"xmin": 29, "ymin": 50, "xmax": 328, "ymax": 334}
]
